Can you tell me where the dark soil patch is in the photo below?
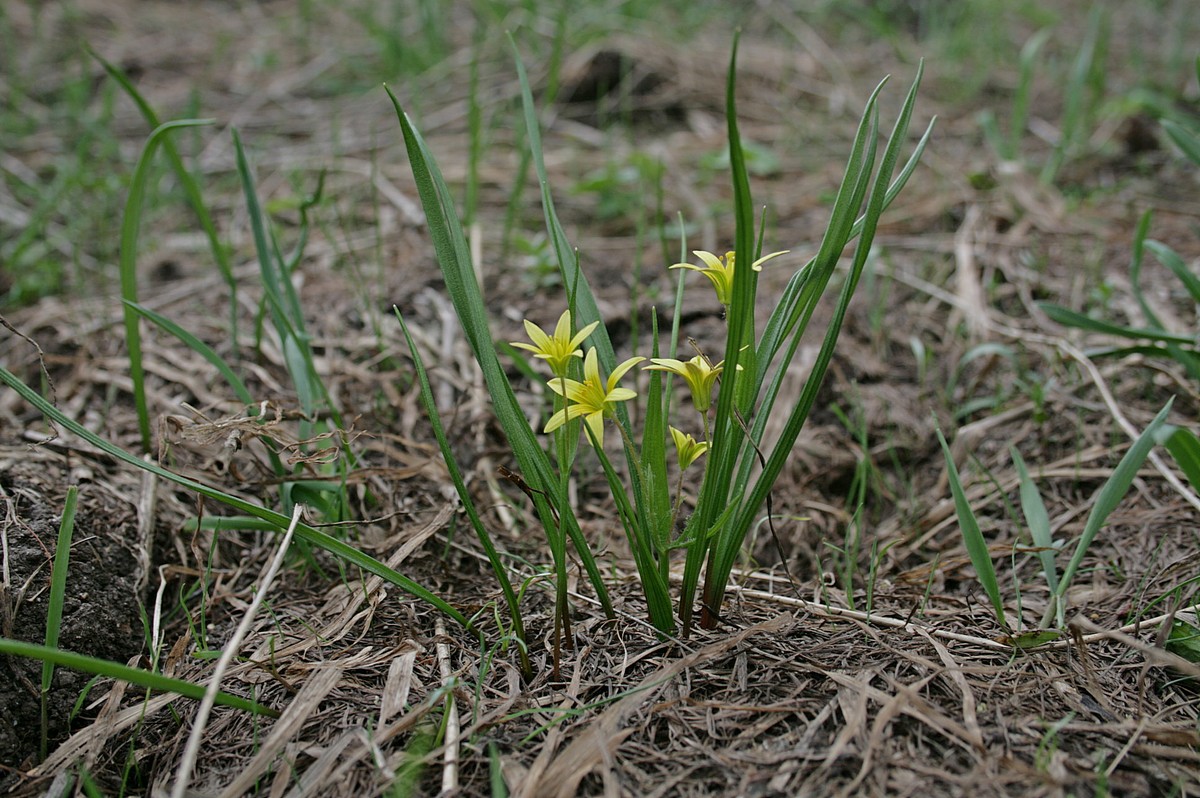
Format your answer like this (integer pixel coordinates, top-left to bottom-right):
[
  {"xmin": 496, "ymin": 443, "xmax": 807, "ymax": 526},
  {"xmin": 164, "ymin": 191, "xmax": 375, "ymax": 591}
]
[{"xmin": 0, "ymin": 451, "xmax": 147, "ymax": 777}]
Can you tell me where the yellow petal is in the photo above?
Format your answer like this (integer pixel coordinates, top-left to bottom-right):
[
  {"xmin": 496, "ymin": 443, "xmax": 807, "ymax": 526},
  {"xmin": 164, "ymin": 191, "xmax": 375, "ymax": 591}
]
[
  {"xmin": 552, "ymin": 310, "xmax": 573, "ymax": 341},
  {"xmin": 751, "ymin": 250, "xmax": 789, "ymax": 270},
  {"xmin": 582, "ymin": 411, "xmax": 606, "ymax": 448},
  {"xmin": 695, "ymin": 251, "xmax": 727, "ymax": 271},
  {"xmin": 568, "ymin": 319, "xmax": 600, "ymax": 350},
  {"xmin": 523, "ymin": 318, "xmax": 551, "ymax": 349},
  {"xmin": 608, "ymin": 356, "xmax": 646, "ymax": 389},
  {"xmin": 606, "ymin": 387, "xmax": 637, "ymax": 403}
]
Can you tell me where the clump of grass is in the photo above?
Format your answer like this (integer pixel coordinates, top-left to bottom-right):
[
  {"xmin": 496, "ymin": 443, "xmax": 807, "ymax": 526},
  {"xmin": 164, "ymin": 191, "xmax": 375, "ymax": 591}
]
[
  {"xmin": 978, "ymin": 7, "xmax": 1109, "ymax": 184},
  {"xmin": 390, "ymin": 31, "xmax": 932, "ymax": 662},
  {"xmin": 0, "ymin": 364, "xmax": 471, "ymax": 632},
  {"xmin": 938, "ymin": 401, "xmax": 1172, "ymax": 642}
]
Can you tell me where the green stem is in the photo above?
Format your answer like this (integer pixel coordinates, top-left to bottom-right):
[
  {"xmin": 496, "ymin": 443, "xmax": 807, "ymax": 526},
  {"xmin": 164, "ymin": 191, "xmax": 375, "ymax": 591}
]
[{"xmin": 552, "ymin": 375, "xmax": 574, "ymax": 675}]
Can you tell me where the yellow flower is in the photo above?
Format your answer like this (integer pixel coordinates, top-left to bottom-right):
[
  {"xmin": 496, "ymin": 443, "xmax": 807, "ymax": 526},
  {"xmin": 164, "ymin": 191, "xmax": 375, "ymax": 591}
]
[
  {"xmin": 670, "ymin": 426, "xmax": 708, "ymax": 470},
  {"xmin": 643, "ymin": 355, "xmax": 724, "ymax": 413},
  {"xmin": 544, "ymin": 348, "xmax": 644, "ymax": 448},
  {"xmin": 510, "ymin": 310, "xmax": 599, "ymax": 378},
  {"xmin": 669, "ymin": 249, "xmax": 788, "ymax": 306}
]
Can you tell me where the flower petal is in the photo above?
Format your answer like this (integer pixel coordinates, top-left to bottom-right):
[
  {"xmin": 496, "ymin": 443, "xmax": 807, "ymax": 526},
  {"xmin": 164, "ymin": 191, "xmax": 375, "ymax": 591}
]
[
  {"xmin": 608, "ymin": 356, "xmax": 646, "ymax": 388},
  {"xmin": 552, "ymin": 310, "xmax": 573, "ymax": 342},
  {"xmin": 543, "ymin": 407, "xmax": 569, "ymax": 434},
  {"xmin": 582, "ymin": 348, "xmax": 601, "ymax": 383},
  {"xmin": 643, "ymin": 357, "xmax": 687, "ymax": 374},
  {"xmin": 582, "ymin": 411, "xmax": 606, "ymax": 448},
  {"xmin": 544, "ymin": 403, "xmax": 590, "ymax": 433},
  {"xmin": 545, "ymin": 376, "xmax": 583, "ymax": 398},
  {"xmin": 694, "ymin": 251, "xmax": 726, "ymax": 270},
  {"xmin": 567, "ymin": 324, "xmax": 598, "ymax": 354},
  {"xmin": 523, "ymin": 318, "xmax": 551, "ymax": 349},
  {"xmin": 605, "ymin": 387, "xmax": 638, "ymax": 403},
  {"xmin": 751, "ymin": 250, "xmax": 789, "ymax": 270}
]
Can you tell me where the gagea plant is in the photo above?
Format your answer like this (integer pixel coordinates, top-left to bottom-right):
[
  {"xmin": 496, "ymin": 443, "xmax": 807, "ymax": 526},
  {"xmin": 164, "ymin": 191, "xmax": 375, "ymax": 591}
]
[{"xmin": 391, "ymin": 36, "xmax": 932, "ymax": 668}]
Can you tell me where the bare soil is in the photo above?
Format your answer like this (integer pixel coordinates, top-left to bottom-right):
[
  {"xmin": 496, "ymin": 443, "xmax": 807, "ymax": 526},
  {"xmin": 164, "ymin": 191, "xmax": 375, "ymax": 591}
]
[{"xmin": 2, "ymin": 1, "xmax": 1199, "ymax": 795}]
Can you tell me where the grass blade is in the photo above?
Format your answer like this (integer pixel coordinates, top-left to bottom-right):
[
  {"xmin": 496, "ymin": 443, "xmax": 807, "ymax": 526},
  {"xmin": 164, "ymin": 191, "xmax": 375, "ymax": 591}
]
[
  {"xmin": 1010, "ymin": 448, "xmax": 1058, "ymax": 597},
  {"xmin": 91, "ymin": 49, "xmax": 238, "ymax": 343},
  {"xmin": 40, "ymin": 485, "xmax": 78, "ymax": 761},
  {"xmin": 3, "ymin": 639, "xmax": 276, "ymax": 717},
  {"xmin": 1127, "ymin": 210, "xmax": 1161, "ymax": 330},
  {"xmin": 1158, "ymin": 424, "xmax": 1200, "ymax": 493},
  {"xmin": 125, "ymin": 301, "xmax": 254, "ymax": 406},
  {"xmin": 1038, "ymin": 303, "xmax": 1194, "ymax": 345},
  {"xmin": 119, "ymin": 118, "xmax": 215, "ymax": 453},
  {"xmin": 397, "ymin": 309, "xmax": 530, "ymax": 676},
  {"xmin": 232, "ymin": 132, "xmax": 348, "ymax": 440},
  {"xmin": 1163, "ymin": 118, "xmax": 1200, "ymax": 166},
  {"xmin": 507, "ymin": 37, "xmax": 623, "ymax": 400},
  {"xmin": 938, "ymin": 428, "xmax": 1009, "ymax": 630},
  {"xmin": 1054, "ymin": 400, "xmax": 1172, "ymax": 623},
  {"xmin": 0, "ymin": 365, "xmax": 472, "ymax": 631},
  {"xmin": 1146, "ymin": 240, "xmax": 1200, "ymax": 305}
]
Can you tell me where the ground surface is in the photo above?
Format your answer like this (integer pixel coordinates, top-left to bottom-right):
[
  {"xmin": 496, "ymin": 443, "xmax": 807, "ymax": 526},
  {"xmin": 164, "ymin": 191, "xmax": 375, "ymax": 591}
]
[{"xmin": 2, "ymin": 0, "xmax": 1200, "ymax": 795}]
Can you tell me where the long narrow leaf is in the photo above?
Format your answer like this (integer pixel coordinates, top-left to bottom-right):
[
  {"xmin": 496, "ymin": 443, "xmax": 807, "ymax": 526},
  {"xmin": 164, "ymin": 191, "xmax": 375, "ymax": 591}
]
[
  {"xmin": 506, "ymin": 36, "xmax": 635, "ymax": 446},
  {"xmin": 385, "ymin": 86, "xmax": 614, "ymax": 618},
  {"xmin": 1048, "ymin": 404, "xmax": 1175, "ymax": 630},
  {"xmin": 1055, "ymin": 401, "xmax": 1173, "ymax": 611},
  {"xmin": 591, "ymin": 431, "xmax": 675, "ymax": 633},
  {"xmin": 1038, "ymin": 303, "xmax": 1195, "ymax": 345},
  {"xmin": 702, "ymin": 63, "xmax": 926, "ymax": 627},
  {"xmin": 92, "ymin": 49, "xmax": 238, "ymax": 343},
  {"xmin": 1, "ymin": 638, "xmax": 276, "ymax": 718},
  {"xmin": 1158, "ymin": 424, "xmax": 1200, "ymax": 493},
  {"xmin": 0, "ymin": 365, "xmax": 471, "ymax": 631},
  {"xmin": 938, "ymin": 429, "xmax": 1009, "ymax": 630},
  {"xmin": 397, "ymin": 310, "xmax": 530, "ymax": 676},
  {"xmin": 125, "ymin": 301, "xmax": 254, "ymax": 406},
  {"xmin": 1146, "ymin": 240, "xmax": 1200, "ymax": 305},
  {"xmin": 232, "ymin": 132, "xmax": 348, "ymax": 438},
  {"xmin": 125, "ymin": 300, "xmax": 289, "ymax": 476},
  {"xmin": 681, "ymin": 36, "xmax": 771, "ymax": 631},
  {"xmin": 40, "ymin": 485, "xmax": 77, "ymax": 760},
  {"xmin": 1011, "ymin": 447, "xmax": 1058, "ymax": 596},
  {"xmin": 119, "ymin": 118, "xmax": 215, "ymax": 453},
  {"xmin": 1163, "ymin": 119, "xmax": 1200, "ymax": 166},
  {"xmin": 1127, "ymin": 210, "xmax": 1160, "ymax": 330}
]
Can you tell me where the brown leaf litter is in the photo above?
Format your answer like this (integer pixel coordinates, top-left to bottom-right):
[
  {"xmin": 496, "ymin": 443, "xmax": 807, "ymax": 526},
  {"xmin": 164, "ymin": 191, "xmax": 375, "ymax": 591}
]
[{"xmin": 3, "ymin": 0, "xmax": 1200, "ymax": 795}]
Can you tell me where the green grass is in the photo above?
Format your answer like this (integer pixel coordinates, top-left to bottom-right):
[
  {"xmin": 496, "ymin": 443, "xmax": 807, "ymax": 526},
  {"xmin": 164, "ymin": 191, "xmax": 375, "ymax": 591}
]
[
  {"xmin": 1, "ymin": 638, "xmax": 278, "ymax": 720},
  {"xmin": 938, "ymin": 401, "xmax": 1173, "ymax": 636},
  {"xmin": 40, "ymin": 485, "xmax": 77, "ymax": 762},
  {"xmin": 387, "ymin": 29, "xmax": 932, "ymax": 651},
  {"xmin": 3, "ymin": 6, "xmax": 1199, "ymax": 788}
]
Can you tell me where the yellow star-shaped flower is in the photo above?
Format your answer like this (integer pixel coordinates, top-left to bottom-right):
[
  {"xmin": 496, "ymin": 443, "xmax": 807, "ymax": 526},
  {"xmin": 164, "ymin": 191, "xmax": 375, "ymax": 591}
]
[
  {"xmin": 544, "ymin": 348, "xmax": 644, "ymax": 448},
  {"xmin": 670, "ymin": 249, "xmax": 788, "ymax": 306},
  {"xmin": 510, "ymin": 310, "xmax": 599, "ymax": 378},
  {"xmin": 643, "ymin": 355, "xmax": 724, "ymax": 414}
]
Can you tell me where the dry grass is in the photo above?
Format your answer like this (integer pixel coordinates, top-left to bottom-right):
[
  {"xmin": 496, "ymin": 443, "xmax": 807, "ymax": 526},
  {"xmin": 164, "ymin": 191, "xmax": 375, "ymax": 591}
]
[{"xmin": 2, "ymin": 0, "xmax": 1200, "ymax": 795}]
